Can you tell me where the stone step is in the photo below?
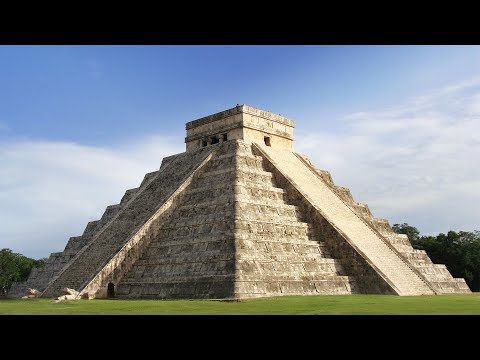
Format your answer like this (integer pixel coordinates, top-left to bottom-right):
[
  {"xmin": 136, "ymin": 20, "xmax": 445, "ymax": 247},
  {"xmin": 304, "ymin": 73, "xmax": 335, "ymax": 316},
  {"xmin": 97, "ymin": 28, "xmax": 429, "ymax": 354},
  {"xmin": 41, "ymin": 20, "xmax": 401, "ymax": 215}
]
[
  {"xmin": 367, "ymin": 218, "xmax": 394, "ymax": 235},
  {"xmin": 99, "ymin": 204, "xmax": 121, "ymax": 223},
  {"xmin": 235, "ymin": 246, "xmax": 332, "ymax": 259},
  {"xmin": 235, "ymin": 211, "xmax": 302, "ymax": 224},
  {"xmin": 392, "ymin": 244, "xmax": 419, "ymax": 253},
  {"xmin": 406, "ymin": 259, "xmax": 434, "ymax": 268},
  {"xmin": 236, "ymin": 154, "xmax": 267, "ymax": 168},
  {"xmin": 235, "ymin": 276, "xmax": 355, "ymax": 295},
  {"xmin": 116, "ymin": 279, "xmax": 235, "ymax": 299},
  {"xmin": 187, "ymin": 182, "xmax": 285, "ymax": 195},
  {"xmin": 139, "ymin": 171, "xmax": 159, "ymax": 188},
  {"xmin": 334, "ymin": 186, "xmax": 354, "ymax": 204},
  {"xmin": 415, "ymin": 264, "xmax": 453, "ymax": 277},
  {"xmin": 236, "ymin": 257, "xmax": 344, "ymax": 270},
  {"xmin": 386, "ymin": 233, "xmax": 411, "ymax": 245},
  {"xmin": 236, "ymin": 272, "xmax": 349, "ymax": 281},
  {"xmin": 205, "ymin": 152, "xmax": 265, "ymax": 172},
  {"xmin": 235, "ymin": 219, "xmax": 310, "ymax": 235},
  {"xmin": 120, "ymin": 188, "xmax": 139, "ymax": 205},
  {"xmin": 154, "ymin": 217, "xmax": 310, "ymax": 237},
  {"xmin": 150, "ymin": 230, "xmax": 314, "ymax": 245},
  {"xmin": 214, "ymin": 151, "xmax": 263, "ymax": 162},
  {"xmin": 160, "ymin": 213, "xmax": 236, "ymax": 228},
  {"xmin": 350, "ymin": 203, "xmax": 373, "ymax": 218},
  {"xmin": 82, "ymin": 220, "xmax": 100, "ymax": 237},
  {"xmin": 430, "ymin": 280, "xmax": 471, "ymax": 293},
  {"xmin": 401, "ymin": 251, "xmax": 432, "ymax": 261},
  {"xmin": 120, "ymin": 274, "xmax": 236, "ymax": 284},
  {"xmin": 127, "ymin": 265, "xmax": 234, "ymax": 279},
  {"xmin": 236, "ymin": 237, "xmax": 327, "ymax": 249},
  {"xmin": 175, "ymin": 198, "xmax": 298, "ymax": 216},
  {"xmin": 143, "ymin": 239, "xmax": 330, "ymax": 260},
  {"xmin": 138, "ymin": 248, "xmax": 234, "ymax": 262},
  {"xmin": 153, "ymin": 221, "xmax": 234, "ymax": 238},
  {"xmin": 183, "ymin": 187, "xmax": 290, "ymax": 210},
  {"xmin": 234, "ymin": 194, "xmax": 294, "ymax": 207},
  {"xmin": 172, "ymin": 199, "xmax": 299, "ymax": 221},
  {"xmin": 173, "ymin": 200, "xmax": 235, "ymax": 219},
  {"xmin": 313, "ymin": 168, "xmax": 335, "ymax": 186},
  {"xmin": 234, "ymin": 232, "xmax": 312, "ymax": 242},
  {"xmin": 236, "ymin": 200, "xmax": 299, "ymax": 213},
  {"xmin": 196, "ymin": 167, "xmax": 275, "ymax": 186},
  {"xmin": 420, "ymin": 274, "xmax": 455, "ymax": 282},
  {"xmin": 160, "ymin": 154, "xmax": 178, "ymax": 169}
]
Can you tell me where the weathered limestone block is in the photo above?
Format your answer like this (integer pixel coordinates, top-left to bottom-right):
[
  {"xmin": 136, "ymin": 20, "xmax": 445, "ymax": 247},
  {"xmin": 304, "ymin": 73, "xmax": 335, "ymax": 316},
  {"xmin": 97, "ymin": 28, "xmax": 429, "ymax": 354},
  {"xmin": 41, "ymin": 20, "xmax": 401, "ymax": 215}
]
[
  {"xmin": 62, "ymin": 288, "xmax": 79, "ymax": 297},
  {"xmin": 54, "ymin": 294, "xmax": 77, "ymax": 302},
  {"xmin": 19, "ymin": 288, "xmax": 41, "ymax": 298},
  {"xmin": 27, "ymin": 288, "xmax": 41, "ymax": 297}
]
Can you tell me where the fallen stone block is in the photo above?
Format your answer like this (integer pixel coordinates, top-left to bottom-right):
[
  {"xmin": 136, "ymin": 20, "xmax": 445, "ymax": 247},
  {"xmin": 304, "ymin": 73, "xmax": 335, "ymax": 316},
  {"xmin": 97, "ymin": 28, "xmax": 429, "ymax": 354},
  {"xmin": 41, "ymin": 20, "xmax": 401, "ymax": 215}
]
[
  {"xmin": 27, "ymin": 288, "xmax": 41, "ymax": 297},
  {"xmin": 62, "ymin": 288, "xmax": 79, "ymax": 297},
  {"xmin": 54, "ymin": 294, "xmax": 77, "ymax": 302}
]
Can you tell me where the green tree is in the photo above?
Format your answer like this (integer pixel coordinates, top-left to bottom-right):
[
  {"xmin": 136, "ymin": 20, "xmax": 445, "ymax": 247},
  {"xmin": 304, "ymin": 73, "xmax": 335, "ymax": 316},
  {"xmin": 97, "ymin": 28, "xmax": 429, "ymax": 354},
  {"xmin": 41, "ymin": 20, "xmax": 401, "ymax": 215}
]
[
  {"xmin": 0, "ymin": 249, "xmax": 20, "ymax": 295},
  {"xmin": 0, "ymin": 248, "xmax": 46, "ymax": 295},
  {"xmin": 462, "ymin": 231, "xmax": 480, "ymax": 291},
  {"xmin": 413, "ymin": 230, "xmax": 480, "ymax": 292}
]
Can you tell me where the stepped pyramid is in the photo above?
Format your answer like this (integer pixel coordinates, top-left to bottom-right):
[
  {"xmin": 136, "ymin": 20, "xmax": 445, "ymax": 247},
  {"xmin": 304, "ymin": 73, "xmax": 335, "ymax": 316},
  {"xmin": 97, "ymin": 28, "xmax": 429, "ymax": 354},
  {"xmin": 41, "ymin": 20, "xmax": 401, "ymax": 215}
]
[{"xmin": 9, "ymin": 105, "xmax": 470, "ymax": 299}]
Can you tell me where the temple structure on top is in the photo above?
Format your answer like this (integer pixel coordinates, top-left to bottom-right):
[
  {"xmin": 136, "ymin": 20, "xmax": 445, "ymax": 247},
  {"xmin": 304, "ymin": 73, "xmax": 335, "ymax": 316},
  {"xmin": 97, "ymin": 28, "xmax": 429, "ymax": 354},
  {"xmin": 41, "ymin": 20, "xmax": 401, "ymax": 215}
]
[
  {"xmin": 9, "ymin": 104, "xmax": 470, "ymax": 299},
  {"xmin": 185, "ymin": 104, "xmax": 294, "ymax": 151}
]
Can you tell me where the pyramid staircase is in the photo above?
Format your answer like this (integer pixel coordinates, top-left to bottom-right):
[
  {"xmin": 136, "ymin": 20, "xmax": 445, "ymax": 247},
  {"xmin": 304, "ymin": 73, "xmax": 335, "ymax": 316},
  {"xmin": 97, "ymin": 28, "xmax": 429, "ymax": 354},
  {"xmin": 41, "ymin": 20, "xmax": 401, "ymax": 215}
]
[
  {"xmin": 117, "ymin": 140, "xmax": 356, "ymax": 298},
  {"xmin": 37, "ymin": 147, "xmax": 214, "ymax": 298},
  {"xmin": 286, "ymin": 151, "xmax": 470, "ymax": 294}
]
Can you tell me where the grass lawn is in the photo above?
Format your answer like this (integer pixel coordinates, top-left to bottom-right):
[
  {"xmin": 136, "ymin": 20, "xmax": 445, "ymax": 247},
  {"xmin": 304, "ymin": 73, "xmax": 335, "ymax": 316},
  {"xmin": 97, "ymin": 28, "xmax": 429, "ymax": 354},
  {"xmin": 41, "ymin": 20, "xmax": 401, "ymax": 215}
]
[{"xmin": 1, "ymin": 294, "xmax": 479, "ymax": 314}]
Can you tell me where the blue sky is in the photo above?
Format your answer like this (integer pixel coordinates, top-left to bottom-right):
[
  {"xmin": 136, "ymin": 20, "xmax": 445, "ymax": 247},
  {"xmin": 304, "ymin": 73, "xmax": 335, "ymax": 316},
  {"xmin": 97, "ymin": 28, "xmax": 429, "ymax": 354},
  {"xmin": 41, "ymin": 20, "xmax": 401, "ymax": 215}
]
[{"xmin": 1, "ymin": 45, "xmax": 480, "ymax": 258}]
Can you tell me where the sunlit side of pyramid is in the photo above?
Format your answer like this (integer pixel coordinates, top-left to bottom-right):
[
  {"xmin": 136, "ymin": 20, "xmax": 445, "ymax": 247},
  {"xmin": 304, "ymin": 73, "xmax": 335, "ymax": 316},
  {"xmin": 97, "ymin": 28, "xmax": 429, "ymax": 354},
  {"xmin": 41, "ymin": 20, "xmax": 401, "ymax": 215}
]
[{"xmin": 9, "ymin": 105, "xmax": 471, "ymax": 299}]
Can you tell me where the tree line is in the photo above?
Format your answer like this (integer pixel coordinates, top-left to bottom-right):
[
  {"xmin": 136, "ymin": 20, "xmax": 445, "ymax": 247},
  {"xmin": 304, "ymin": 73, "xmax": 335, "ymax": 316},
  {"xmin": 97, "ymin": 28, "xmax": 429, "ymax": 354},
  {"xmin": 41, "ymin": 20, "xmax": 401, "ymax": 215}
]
[
  {"xmin": 392, "ymin": 223, "xmax": 480, "ymax": 292},
  {"xmin": 0, "ymin": 248, "xmax": 46, "ymax": 296}
]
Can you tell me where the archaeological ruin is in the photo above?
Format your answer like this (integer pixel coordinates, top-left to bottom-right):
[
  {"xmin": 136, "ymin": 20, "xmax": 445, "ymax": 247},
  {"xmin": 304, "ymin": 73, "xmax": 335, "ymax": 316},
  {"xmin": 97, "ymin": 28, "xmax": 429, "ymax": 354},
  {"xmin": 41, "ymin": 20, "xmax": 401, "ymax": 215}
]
[{"xmin": 9, "ymin": 105, "xmax": 471, "ymax": 299}]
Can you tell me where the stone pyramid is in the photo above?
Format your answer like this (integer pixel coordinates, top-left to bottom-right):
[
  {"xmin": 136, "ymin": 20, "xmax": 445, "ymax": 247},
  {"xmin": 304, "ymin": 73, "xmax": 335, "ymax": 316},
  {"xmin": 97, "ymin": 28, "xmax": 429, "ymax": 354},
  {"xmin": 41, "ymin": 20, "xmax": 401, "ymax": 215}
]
[{"xmin": 10, "ymin": 105, "xmax": 471, "ymax": 299}]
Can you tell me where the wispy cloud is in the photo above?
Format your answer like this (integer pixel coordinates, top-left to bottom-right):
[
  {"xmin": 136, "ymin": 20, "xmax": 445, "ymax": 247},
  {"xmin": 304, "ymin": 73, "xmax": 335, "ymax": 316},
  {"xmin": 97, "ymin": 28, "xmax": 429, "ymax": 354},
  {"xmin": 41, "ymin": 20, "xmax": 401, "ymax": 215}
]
[
  {"xmin": 296, "ymin": 79, "xmax": 480, "ymax": 235},
  {"xmin": 0, "ymin": 135, "xmax": 183, "ymax": 258}
]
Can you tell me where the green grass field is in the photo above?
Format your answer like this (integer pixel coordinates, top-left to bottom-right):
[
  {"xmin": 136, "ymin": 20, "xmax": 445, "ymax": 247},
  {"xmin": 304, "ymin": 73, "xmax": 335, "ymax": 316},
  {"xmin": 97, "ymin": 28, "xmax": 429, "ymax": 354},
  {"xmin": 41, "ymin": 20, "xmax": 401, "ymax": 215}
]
[{"xmin": 1, "ymin": 294, "xmax": 479, "ymax": 314}]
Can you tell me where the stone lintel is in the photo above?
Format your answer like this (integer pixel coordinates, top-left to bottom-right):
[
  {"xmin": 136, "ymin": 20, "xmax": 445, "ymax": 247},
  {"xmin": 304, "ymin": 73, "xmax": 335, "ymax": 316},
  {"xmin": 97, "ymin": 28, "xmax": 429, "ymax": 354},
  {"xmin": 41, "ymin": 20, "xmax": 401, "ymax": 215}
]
[{"xmin": 184, "ymin": 122, "xmax": 294, "ymax": 143}]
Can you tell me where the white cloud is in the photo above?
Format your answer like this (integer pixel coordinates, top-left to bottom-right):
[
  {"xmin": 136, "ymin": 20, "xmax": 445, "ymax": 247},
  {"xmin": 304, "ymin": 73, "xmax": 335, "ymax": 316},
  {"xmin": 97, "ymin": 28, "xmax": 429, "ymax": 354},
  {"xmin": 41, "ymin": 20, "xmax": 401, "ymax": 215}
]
[
  {"xmin": 296, "ymin": 79, "xmax": 480, "ymax": 236},
  {"xmin": 0, "ymin": 135, "xmax": 183, "ymax": 258},
  {"xmin": 467, "ymin": 93, "xmax": 480, "ymax": 114}
]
